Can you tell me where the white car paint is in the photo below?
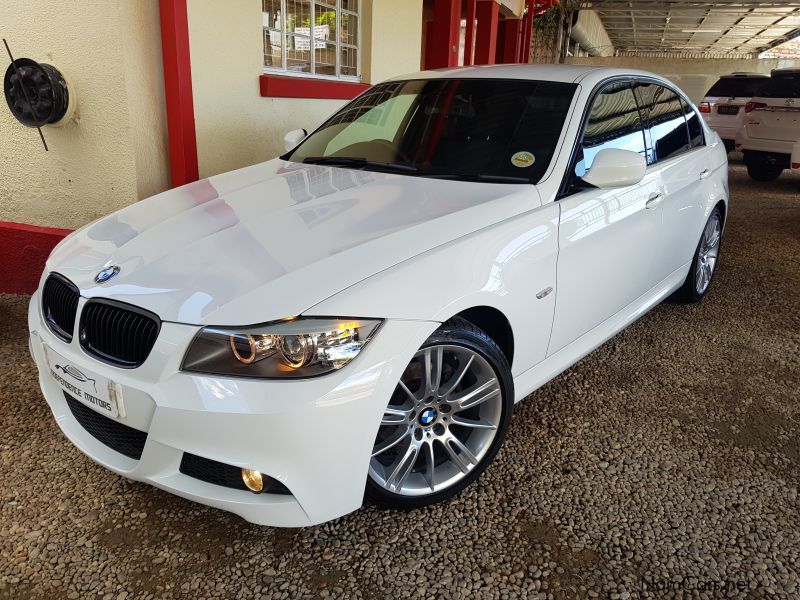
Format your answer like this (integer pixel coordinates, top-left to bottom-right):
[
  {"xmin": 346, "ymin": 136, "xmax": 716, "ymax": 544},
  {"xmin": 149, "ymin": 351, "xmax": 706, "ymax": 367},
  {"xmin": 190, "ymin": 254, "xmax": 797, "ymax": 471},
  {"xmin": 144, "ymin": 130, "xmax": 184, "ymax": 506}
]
[
  {"xmin": 28, "ymin": 65, "xmax": 729, "ymax": 526},
  {"xmin": 735, "ymin": 69, "xmax": 800, "ymax": 174},
  {"xmin": 700, "ymin": 73, "xmax": 769, "ymax": 147}
]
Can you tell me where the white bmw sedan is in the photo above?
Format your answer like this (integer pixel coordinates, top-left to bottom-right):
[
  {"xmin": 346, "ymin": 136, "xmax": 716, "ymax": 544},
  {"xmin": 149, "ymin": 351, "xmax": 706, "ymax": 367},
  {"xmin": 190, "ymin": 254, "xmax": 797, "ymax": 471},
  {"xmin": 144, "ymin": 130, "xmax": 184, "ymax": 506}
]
[{"xmin": 28, "ymin": 65, "xmax": 728, "ymax": 527}]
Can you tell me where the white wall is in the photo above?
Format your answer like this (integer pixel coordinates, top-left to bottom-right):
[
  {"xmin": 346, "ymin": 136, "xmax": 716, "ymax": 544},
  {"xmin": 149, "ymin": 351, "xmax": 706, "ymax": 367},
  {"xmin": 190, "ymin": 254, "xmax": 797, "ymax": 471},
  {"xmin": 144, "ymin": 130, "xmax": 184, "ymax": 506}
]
[
  {"xmin": 0, "ymin": 0, "xmax": 169, "ymax": 229},
  {"xmin": 187, "ymin": 0, "xmax": 424, "ymax": 179},
  {"xmin": 361, "ymin": 0, "xmax": 424, "ymax": 83},
  {"xmin": 1, "ymin": 0, "xmax": 426, "ymax": 226},
  {"xmin": 567, "ymin": 55, "xmax": 800, "ymax": 103}
]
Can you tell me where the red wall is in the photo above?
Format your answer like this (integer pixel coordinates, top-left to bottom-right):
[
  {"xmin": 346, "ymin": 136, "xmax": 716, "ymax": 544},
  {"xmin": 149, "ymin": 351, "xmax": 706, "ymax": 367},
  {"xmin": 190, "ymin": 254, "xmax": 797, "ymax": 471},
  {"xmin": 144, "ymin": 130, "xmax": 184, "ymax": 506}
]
[{"xmin": 0, "ymin": 222, "xmax": 71, "ymax": 294}]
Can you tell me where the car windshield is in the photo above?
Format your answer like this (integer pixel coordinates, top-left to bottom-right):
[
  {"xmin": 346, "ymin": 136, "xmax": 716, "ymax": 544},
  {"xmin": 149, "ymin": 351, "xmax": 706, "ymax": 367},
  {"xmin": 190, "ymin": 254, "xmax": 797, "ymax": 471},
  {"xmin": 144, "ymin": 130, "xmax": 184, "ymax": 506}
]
[
  {"xmin": 705, "ymin": 77, "xmax": 767, "ymax": 98},
  {"xmin": 285, "ymin": 78, "xmax": 577, "ymax": 184},
  {"xmin": 758, "ymin": 72, "xmax": 800, "ymax": 99}
]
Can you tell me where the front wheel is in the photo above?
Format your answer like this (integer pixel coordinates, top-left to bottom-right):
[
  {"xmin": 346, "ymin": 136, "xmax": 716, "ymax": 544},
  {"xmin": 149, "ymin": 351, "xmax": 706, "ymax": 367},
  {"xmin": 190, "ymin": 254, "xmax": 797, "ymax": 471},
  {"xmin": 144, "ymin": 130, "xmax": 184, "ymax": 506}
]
[
  {"xmin": 674, "ymin": 207, "xmax": 723, "ymax": 303},
  {"xmin": 366, "ymin": 317, "xmax": 513, "ymax": 509}
]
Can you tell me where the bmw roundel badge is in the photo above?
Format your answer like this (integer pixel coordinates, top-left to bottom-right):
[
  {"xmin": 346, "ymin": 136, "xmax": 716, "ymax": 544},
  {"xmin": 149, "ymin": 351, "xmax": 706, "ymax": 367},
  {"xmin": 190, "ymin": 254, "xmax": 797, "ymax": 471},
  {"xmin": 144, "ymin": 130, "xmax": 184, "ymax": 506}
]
[
  {"xmin": 95, "ymin": 265, "xmax": 120, "ymax": 284},
  {"xmin": 419, "ymin": 407, "xmax": 437, "ymax": 426}
]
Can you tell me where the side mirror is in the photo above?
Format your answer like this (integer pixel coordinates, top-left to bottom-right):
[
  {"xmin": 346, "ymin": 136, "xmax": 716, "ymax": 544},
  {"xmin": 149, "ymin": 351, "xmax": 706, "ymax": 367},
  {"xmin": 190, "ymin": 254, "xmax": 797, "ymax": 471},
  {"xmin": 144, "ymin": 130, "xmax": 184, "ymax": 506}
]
[
  {"xmin": 581, "ymin": 148, "xmax": 647, "ymax": 189},
  {"xmin": 284, "ymin": 128, "xmax": 308, "ymax": 152}
]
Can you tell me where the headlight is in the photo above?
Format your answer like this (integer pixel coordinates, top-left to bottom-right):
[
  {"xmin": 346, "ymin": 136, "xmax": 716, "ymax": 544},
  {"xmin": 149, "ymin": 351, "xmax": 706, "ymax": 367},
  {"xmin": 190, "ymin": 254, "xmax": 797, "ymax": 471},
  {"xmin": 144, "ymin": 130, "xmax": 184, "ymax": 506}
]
[{"xmin": 182, "ymin": 317, "xmax": 381, "ymax": 378}]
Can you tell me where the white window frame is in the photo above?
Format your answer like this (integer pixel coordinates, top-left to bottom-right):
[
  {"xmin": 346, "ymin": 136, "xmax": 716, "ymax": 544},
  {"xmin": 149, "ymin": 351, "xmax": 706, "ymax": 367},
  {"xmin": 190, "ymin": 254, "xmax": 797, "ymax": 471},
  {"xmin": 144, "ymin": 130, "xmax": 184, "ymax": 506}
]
[{"xmin": 263, "ymin": 0, "xmax": 361, "ymax": 82}]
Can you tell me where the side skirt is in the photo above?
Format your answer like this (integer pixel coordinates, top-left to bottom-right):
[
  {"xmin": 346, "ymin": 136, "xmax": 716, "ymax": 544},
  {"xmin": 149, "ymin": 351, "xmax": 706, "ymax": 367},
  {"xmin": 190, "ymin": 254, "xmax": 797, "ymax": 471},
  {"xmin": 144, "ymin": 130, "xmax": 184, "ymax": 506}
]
[{"xmin": 512, "ymin": 262, "xmax": 690, "ymax": 403}]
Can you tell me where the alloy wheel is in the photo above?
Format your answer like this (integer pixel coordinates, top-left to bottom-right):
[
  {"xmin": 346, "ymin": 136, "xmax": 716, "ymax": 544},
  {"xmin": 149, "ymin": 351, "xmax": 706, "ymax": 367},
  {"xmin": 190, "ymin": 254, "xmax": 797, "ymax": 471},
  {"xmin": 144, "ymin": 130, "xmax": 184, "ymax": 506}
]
[
  {"xmin": 695, "ymin": 213, "xmax": 721, "ymax": 295},
  {"xmin": 369, "ymin": 344, "xmax": 503, "ymax": 496}
]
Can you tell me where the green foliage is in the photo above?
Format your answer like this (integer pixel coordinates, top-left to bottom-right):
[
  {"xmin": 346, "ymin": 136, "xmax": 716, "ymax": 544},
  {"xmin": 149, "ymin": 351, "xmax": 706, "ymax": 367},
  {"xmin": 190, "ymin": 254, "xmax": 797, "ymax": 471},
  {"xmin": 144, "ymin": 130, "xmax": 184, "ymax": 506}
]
[
  {"xmin": 534, "ymin": 1, "xmax": 581, "ymax": 30},
  {"xmin": 301, "ymin": 10, "xmax": 336, "ymax": 28}
]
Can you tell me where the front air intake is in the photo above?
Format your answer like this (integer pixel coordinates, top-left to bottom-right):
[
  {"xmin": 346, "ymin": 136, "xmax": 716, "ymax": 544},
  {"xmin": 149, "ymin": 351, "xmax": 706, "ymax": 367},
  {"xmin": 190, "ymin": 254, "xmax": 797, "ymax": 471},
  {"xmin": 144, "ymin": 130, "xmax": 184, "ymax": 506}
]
[
  {"xmin": 63, "ymin": 392, "xmax": 147, "ymax": 459},
  {"xmin": 79, "ymin": 299, "xmax": 160, "ymax": 368}
]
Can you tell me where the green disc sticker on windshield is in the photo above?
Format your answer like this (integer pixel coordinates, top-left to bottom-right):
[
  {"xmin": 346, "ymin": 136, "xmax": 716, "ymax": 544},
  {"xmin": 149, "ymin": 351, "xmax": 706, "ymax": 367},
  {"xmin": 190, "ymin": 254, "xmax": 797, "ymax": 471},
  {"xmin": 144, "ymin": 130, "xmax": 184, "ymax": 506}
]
[{"xmin": 511, "ymin": 151, "xmax": 535, "ymax": 168}]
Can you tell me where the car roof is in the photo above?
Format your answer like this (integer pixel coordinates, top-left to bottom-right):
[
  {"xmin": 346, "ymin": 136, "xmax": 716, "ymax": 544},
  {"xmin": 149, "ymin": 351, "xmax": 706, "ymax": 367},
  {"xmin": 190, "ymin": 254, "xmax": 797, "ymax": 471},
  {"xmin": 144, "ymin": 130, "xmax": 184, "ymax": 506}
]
[{"xmin": 385, "ymin": 64, "xmax": 670, "ymax": 87}]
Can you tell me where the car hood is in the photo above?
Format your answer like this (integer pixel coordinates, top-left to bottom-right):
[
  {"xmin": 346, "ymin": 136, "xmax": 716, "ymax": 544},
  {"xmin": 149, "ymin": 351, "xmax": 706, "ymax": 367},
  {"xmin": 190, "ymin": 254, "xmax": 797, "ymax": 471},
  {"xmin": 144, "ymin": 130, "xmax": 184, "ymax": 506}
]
[{"xmin": 47, "ymin": 159, "xmax": 540, "ymax": 325}]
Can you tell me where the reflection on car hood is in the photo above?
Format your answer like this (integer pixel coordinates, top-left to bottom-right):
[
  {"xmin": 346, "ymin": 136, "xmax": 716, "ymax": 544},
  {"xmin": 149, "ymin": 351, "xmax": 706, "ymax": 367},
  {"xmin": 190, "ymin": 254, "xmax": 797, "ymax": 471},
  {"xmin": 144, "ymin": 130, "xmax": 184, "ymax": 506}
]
[{"xmin": 47, "ymin": 159, "xmax": 539, "ymax": 325}]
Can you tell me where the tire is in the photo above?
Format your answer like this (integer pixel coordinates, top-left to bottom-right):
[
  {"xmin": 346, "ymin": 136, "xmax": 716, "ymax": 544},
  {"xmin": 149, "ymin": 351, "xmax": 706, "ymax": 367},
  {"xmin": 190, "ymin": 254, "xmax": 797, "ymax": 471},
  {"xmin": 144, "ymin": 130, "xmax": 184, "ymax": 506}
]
[
  {"xmin": 674, "ymin": 207, "xmax": 723, "ymax": 304},
  {"xmin": 746, "ymin": 157, "xmax": 783, "ymax": 182},
  {"xmin": 365, "ymin": 317, "xmax": 514, "ymax": 510}
]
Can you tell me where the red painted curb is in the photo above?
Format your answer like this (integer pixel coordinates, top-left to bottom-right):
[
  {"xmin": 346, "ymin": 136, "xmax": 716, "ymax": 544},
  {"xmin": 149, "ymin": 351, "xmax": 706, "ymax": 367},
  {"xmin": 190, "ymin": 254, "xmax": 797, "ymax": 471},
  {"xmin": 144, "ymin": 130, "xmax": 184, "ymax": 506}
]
[{"xmin": 0, "ymin": 222, "xmax": 71, "ymax": 294}]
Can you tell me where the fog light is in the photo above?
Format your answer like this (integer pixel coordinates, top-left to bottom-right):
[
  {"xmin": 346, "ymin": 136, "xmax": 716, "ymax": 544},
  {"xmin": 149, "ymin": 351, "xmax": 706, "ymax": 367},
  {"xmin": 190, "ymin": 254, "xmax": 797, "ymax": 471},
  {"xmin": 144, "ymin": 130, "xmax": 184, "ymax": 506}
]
[{"xmin": 241, "ymin": 468, "xmax": 264, "ymax": 493}]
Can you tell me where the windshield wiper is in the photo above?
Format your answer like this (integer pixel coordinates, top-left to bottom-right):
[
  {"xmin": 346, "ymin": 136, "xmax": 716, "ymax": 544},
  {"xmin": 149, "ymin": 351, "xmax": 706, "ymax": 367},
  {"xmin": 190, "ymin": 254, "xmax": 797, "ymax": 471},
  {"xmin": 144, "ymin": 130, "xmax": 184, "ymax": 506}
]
[
  {"xmin": 302, "ymin": 156, "xmax": 418, "ymax": 173},
  {"xmin": 423, "ymin": 173, "xmax": 533, "ymax": 184}
]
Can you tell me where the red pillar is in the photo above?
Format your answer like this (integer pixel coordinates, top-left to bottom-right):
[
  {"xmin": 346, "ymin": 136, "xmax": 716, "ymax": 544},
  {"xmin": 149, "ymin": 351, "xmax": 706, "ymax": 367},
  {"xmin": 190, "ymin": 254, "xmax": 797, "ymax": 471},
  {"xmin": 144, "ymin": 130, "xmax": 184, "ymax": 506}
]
[
  {"xmin": 464, "ymin": 0, "xmax": 477, "ymax": 66},
  {"xmin": 426, "ymin": 0, "xmax": 460, "ymax": 69},
  {"xmin": 474, "ymin": 0, "xmax": 500, "ymax": 65},
  {"xmin": 501, "ymin": 19, "xmax": 522, "ymax": 64},
  {"xmin": 159, "ymin": 0, "xmax": 199, "ymax": 187},
  {"xmin": 495, "ymin": 20, "xmax": 506, "ymax": 64},
  {"xmin": 519, "ymin": 0, "xmax": 535, "ymax": 63}
]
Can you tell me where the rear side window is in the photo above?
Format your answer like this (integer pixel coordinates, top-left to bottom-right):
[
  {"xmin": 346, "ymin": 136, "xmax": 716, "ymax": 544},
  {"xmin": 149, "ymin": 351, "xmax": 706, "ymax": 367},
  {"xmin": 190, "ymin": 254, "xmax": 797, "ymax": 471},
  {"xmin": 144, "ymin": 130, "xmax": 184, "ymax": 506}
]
[
  {"xmin": 759, "ymin": 73, "xmax": 800, "ymax": 99},
  {"xmin": 633, "ymin": 83, "xmax": 690, "ymax": 164},
  {"xmin": 575, "ymin": 81, "xmax": 646, "ymax": 177},
  {"xmin": 705, "ymin": 77, "xmax": 768, "ymax": 98},
  {"xmin": 681, "ymin": 98, "xmax": 704, "ymax": 148}
]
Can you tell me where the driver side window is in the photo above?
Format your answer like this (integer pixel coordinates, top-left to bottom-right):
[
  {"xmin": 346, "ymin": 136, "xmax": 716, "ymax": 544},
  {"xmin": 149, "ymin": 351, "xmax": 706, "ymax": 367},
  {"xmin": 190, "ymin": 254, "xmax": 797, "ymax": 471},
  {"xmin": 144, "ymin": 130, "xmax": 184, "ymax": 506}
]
[{"xmin": 575, "ymin": 81, "xmax": 647, "ymax": 178}]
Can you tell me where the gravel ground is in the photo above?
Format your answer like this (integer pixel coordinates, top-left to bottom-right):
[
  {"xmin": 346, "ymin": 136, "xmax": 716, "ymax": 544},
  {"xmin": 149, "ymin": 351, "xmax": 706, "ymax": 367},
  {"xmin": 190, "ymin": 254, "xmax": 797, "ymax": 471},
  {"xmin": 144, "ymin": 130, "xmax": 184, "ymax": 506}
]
[{"xmin": 1, "ymin": 163, "xmax": 799, "ymax": 599}]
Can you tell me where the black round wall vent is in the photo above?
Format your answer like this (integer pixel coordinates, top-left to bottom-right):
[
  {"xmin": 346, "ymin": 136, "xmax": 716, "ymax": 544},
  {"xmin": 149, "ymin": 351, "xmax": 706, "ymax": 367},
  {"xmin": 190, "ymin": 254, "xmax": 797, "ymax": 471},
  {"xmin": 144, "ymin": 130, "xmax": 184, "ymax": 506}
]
[{"xmin": 4, "ymin": 58, "xmax": 69, "ymax": 127}]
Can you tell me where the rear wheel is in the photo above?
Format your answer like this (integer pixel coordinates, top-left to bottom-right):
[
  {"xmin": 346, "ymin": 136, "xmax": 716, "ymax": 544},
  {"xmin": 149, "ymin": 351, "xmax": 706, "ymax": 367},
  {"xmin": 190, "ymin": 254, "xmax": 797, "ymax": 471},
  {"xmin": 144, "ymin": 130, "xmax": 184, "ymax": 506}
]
[
  {"xmin": 366, "ymin": 318, "xmax": 513, "ymax": 509},
  {"xmin": 675, "ymin": 207, "xmax": 723, "ymax": 303},
  {"xmin": 745, "ymin": 152, "xmax": 784, "ymax": 181}
]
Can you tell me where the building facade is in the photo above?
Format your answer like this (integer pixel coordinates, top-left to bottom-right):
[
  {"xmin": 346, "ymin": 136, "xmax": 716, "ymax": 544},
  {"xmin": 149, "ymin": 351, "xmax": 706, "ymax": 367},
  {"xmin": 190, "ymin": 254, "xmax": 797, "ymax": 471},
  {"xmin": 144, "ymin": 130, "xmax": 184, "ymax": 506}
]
[{"xmin": 0, "ymin": 0, "xmax": 545, "ymax": 292}]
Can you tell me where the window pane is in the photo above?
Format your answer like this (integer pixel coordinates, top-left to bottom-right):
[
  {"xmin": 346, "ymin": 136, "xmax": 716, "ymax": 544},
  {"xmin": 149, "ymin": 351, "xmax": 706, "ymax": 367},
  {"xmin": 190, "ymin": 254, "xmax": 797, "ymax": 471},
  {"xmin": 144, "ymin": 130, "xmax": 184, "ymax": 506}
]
[
  {"xmin": 288, "ymin": 79, "xmax": 577, "ymax": 185},
  {"xmin": 681, "ymin": 98, "xmax": 704, "ymax": 148},
  {"xmin": 263, "ymin": 0, "xmax": 282, "ymax": 29},
  {"xmin": 264, "ymin": 29, "xmax": 283, "ymax": 68},
  {"xmin": 760, "ymin": 72, "xmax": 800, "ymax": 99},
  {"xmin": 340, "ymin": 12, "xmax": 358, "ymax": 46},
  {"xmin": 340, "ymin": 46, "xmax": 358, "ymax": 77},
  {"xmin": 706, "ymin": 77, "xmax": 767, "ymax": 98},
  {"xmin": 634, "ymin": 83, "xmax": 690, "ymax": 163},
  {"xmin": 286, "ymin": 0, "xmax": 312, "ymax": 35},
  {"xmin": 314, "ymin": 4, "xmax": 336, "ymax": 42},
  {"xmin": 341, "ymin": 0, "xmax": 358, "ymax": 13},
  {"xmin": 315, "ymin": 42, "xmax": 337, "ymax": 76},
  {"xmin": 577, "ymin": 82, "xmax": 645, "ymax": 176},
  {"xmin": 287, "ymin": 35, "xmax": 312, "ymax": 73}
]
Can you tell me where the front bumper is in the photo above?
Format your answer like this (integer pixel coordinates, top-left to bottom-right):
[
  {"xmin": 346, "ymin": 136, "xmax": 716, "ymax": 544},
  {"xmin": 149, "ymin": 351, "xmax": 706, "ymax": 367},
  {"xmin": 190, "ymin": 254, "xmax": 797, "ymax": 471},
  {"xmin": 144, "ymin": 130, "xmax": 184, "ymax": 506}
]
[{"xmin": 28, "ymin": 291, "xmax": 436, "ymax": 526}]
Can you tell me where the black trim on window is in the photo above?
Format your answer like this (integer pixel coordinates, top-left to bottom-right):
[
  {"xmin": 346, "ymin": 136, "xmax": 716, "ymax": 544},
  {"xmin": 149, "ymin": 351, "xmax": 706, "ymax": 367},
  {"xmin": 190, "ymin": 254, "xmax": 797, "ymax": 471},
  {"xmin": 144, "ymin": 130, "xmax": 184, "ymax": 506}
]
[
  {"xmin": 557, "ymin": 75, "xmax": 707, "ymax": 200},
  {"xmin": 557, "ymin": 75, "xmax": 634, "ymax": 200}
]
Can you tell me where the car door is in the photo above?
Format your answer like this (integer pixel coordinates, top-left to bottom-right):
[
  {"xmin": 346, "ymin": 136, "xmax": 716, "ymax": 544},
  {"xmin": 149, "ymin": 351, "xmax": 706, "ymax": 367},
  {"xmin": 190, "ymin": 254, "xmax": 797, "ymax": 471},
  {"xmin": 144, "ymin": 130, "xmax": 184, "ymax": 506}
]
[
  {"xmin": 548, "ymin": 80, "xmax": 665, "ymax": 355},
  {"xmin": 633, "ymin": 81, "xmax": 710, "ymax": 278}
]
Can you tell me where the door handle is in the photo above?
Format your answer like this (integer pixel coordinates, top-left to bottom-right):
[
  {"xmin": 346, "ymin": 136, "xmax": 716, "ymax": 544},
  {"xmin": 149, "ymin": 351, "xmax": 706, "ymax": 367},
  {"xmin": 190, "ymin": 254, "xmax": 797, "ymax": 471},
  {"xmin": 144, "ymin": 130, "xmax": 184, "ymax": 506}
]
[
  {"xmin": 699, "ymin": 169, "xmax": 711, "ymax": 179},
  {"xmin": 645, "ymin": 193, "xmax": 663, "ymax": 210}
]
